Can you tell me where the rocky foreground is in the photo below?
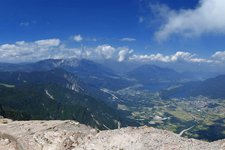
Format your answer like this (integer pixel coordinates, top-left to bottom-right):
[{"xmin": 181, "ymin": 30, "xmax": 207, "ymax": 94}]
[{"xmin": 0, "ymin": 118, "xmax": 224, "ymax": 150}]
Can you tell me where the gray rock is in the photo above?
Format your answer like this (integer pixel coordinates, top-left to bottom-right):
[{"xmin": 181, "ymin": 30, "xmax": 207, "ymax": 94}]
[{"xmin": 0, "ymin": 119, "xmax": 224, "ymax": 150}]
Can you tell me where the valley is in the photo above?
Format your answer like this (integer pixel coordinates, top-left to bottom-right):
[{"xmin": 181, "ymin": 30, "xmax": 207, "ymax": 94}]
[
  {"xmin": 114, "ymin": 88, "xmax": 225, "ymax": 141},
  {"xmin": 0, "ymin": 59, "xmax": 224, "ymax": 142},
  {"xmin": 2, "ymin": 1, "xmax": 225, "ymax": 149},
  {"xmin": 101, "ymin": 86, "xmax": 225, "ymax": 141}
]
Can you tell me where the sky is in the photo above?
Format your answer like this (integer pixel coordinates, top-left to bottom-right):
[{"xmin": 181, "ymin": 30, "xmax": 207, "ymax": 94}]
[{"xmin": 1, "ymin": 0, "xmax": 225, "ymax": 72}]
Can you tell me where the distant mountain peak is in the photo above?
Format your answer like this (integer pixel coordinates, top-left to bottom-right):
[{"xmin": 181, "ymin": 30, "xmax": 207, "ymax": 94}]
[{"xmin": 36, "ymin": 58, "xmax": 80, "ymax": 67}]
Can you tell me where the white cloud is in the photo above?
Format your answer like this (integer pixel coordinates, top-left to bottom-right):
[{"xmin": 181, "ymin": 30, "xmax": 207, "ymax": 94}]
[
  {"xmin": 16, "ymin": 41, "xmax": 26, "ymax": 45},
  {"xmin": 0, "ymin": 37, "xmax": 222, "ymax": 66},
  {"xmin": 131, "ymin": 53, "xmax": 170, "ymax": 62},
  {"xmin": 73, "ymin": 35, "xmax": 83, "ymax": 42},
  {"xmin": 0, "ymin": 38, "xmax": 63, "ymax": 62},
  {"xmin": 117, "ymin": 47, "xmax": 133, "ymax": 62},
  {"xmin": 120, "ymin": 38, "xmax": 136, "ymax": 42},
  {"xmin": 0, "ymin": 39, "xmax": 135, "ymax": 63},
  {"xmin": 95, "ymin": 45, "xmax": 116, "ymax": 59},
  {"xmin": 154, "ymin": 0, "xmax": 225, "ymax": 41},
  {"xmin": 35, "ymin": 39, "xmax": 60, "ymax": 46},
  {"xmin": 212, "ymin": 51, "xmax": 225, "ymax": 61},
  {"xmin": 130, "ymin": 51, "xmax": 212, "ymax": 63},
  {"xmin": 20, "ymin": 21, "xmax": 36, "ymax": 27},
  {"xmin": 95, "ymin": 45, "xmax": 134, "ymax": 62},
  {"xmin": 171, "ymin": 52, "xmax": 195, "ymax": 62}
]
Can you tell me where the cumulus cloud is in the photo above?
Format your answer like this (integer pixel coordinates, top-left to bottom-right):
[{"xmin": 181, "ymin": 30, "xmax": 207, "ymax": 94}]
[
  {"xmin": 0, "ymin": 38, "xmax": 62, "ymax": 62},
  {"xmin": 95, "ymin": 45, "xmax": 134, "ymax": 62},
  {"xmin": 117, "ymin": 47, "xmax": 133, "ymax": 62},
  {"xmin": 212, "ymin": 51, "xmax": 225, "ymax": 61},
  {"xmin": 73, "ymin": 34, "xmax": 83, "ymax": 42},
  {"xmin": 154, "ymin": 0, "xmax": 225, "ymax": 41},
  {"xmin": 120, "ymin": 38, "xmax": 136, "ymax": 42},
  {"xmin": 1, "ymin": 37, "xmax": 223, "ymax": 67},
  {"xmin": 130, "ymin": 51, "xmax": 212, "ymax": 63},
  {"xmin": 95, "ymin": 45, "xmax": 116, "ymax": 59},
  {"xmin": 0, "ymin": 39, "xmax": 135, "ymax": 63}
]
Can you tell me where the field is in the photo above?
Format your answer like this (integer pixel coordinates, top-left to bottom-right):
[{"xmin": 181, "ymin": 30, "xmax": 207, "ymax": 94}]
[{"xmin": 106, "ymin": 87, "xmax": 225, "ymax": 141}]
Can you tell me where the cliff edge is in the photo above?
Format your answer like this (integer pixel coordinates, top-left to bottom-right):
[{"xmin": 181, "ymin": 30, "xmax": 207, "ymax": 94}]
[{"xmin": 0, "ymin": 118, "xmax": 224, "ymax": 150}]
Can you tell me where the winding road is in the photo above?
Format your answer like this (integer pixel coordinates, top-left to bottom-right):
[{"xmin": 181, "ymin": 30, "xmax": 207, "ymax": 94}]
[{"xmin": 179, "ymin": 126, "xmax": 195, "ymax": 136}]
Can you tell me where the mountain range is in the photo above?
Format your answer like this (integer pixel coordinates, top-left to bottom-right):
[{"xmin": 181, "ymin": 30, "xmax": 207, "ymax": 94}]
[
  {"xmin": 161, "ymin": 74, "xmax": 225, "ymax": 99},
  {"xmin": 0, "ymin": 68, "xmax": 123, "ymax": 129},
  {"xmin": 0, "ymin": 58, "xmax": 225, "ymax": 131}
]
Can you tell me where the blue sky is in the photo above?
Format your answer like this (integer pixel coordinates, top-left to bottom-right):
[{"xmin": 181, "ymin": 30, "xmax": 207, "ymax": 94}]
[
  {"xmin": 0, "ymin": 0, "xmax": 139, "ymax": 43},
  {"xmin": 1, "ymin": 0, "xmax": 225, "ymax": 72}
]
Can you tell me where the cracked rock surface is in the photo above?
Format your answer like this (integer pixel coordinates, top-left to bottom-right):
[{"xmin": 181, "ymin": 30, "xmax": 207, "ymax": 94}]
[{"xmin": 0, "ymin": 119, "xmax": 224, "ymax": 150}]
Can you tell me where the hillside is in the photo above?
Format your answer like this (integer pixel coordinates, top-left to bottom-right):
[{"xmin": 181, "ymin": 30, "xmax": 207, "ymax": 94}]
[
  {"xmin": 0, "ymin": 59, "xmax": 133, "ymax": 91},
  {"xmin": 0, "ymin": 118, "xmax": 224, "ymax": 150},
  {"xmin": 126, "ymin": 64, "xmax": 187, "ymax": 91},
  {"xmin": 0, "ymin": 69, "xmax": 122, "ymax": 129},
  {"xmin": 161, "ymin": 74, "xmax": 225, "ymax": 99}
]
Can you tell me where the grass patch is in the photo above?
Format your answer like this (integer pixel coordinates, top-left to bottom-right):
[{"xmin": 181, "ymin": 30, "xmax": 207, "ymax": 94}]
[{"xmin": 166, "ymin": 109, "xmax": 193, "ymax": 121}]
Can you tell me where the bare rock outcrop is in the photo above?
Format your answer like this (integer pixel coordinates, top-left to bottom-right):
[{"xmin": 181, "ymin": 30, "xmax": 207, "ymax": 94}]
[{"xmin": 0, "ymin": 119, "xmax": 224, "ymax": 150}]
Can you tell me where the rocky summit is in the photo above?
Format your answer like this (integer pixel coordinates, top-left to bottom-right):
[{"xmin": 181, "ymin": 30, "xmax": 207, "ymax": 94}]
[{"xmin": 0, "ymin": 118, "xmax": 224, "ymax": 150}]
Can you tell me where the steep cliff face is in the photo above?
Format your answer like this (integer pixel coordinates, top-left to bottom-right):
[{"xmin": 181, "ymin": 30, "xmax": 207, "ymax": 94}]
[{"xmin": 0, "ymin": 118, "xmax": 224, "ymax": 150}]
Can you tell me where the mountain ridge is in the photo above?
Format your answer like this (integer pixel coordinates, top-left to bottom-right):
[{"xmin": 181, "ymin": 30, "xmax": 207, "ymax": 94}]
[
  {"xmin": 0, "ymin": 69, "xmax": 123, "ymax": 129},
  {"xmin": 161, "ymin": 74, "xmax": 225, "ymax": 99}
]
